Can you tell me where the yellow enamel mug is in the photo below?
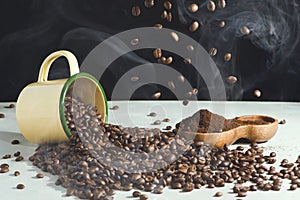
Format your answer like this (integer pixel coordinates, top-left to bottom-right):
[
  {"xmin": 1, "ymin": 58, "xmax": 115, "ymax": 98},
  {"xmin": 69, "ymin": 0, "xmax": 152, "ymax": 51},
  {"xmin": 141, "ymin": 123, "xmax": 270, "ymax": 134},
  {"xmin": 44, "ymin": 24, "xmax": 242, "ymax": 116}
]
[{"xmin": 16, "ymin": 50, "xmax": 108, "ymax": 144}]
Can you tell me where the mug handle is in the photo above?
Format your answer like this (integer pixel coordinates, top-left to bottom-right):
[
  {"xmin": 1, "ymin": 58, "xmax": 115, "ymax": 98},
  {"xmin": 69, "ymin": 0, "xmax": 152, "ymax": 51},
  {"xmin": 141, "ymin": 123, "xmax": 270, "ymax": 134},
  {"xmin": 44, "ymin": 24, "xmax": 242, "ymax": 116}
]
[{"xmin": 38, "ymin": 50, "xmax": 80, "ymax": 82}]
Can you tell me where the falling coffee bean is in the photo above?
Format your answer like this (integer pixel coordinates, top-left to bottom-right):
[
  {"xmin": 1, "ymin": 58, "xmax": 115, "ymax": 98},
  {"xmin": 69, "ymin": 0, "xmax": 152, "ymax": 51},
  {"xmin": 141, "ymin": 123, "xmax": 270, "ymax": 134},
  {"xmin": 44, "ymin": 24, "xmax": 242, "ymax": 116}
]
[
  {"xmin": 110, "ymin": 105, "xmax": 119, "ymax": 110},
  {"xmin": 188, "ymin": 3, "xmax": 198, "ymax": 13},
  {"xmin": 153, "ymin": 48, "xmax": 162, "ymax": 59},
  {"xmin": 153, "ymin": 120, "xmax": 161, "ymax": 125},
  {"xmin": 254, "ymin": 89, "xmax": 262, "ymax": 97},
  {"xmin": 0, "ymin": 113, "xmax": 5, "ymax": 118},
  {"xmin": 166, "ymin": 56, "xmax": 173, "ymax": 64},
  {"xmin": 189, "ymin": 21, "xmax": 199, "ymax": 32},
  {"xmin": 227, "ymin": 75, "xmax": 238, "ymax": 84},
  {"xmin": 16, "ymin": 184, "xmax": 25, "ymax": 189},
  {"xmin": 219, "ymin": 20, "xmax": 226, "ymax": 27},
  {"xmin": 279, "ymin": 119, "xmax": 286, "ymax": 125},
  {"xmin": 152, "ymin": 92, "xmax": 161, "ymax": 99},
  {"xmin": 209, "ymin": 48, "xmax": 218, "ymax": 56},
  {"xmin": 164, "ymin": 1, "xmax": 172, "ymax": 10},
  {"xmin": 167, "ymin": 12, "xmax": 172, "ymax": 22},
  {"xmin": 207, "ymin": 1, "xmax": 216, "ymax": 12},
  {"xmin": 187, "ymin": 45, "xmax": 194, "ymax": 52},
  {"xmin": 192, "ymin": 88, "xmax": 198, "ymax": 95},
  {"xmin": 184, "ymin": 58, "xmax": 191, "ymax": 64},
  {"xmin": 168, "ymin": 81, "xmax": 175, "ymax": 90},
  {"xmin": 144, "ymin": 0, "xmax": 154, "ymax": 8},
  {"xmin": 224, "ymin": 53, "xmax": 232, "ymax": 61},
  {"xmin": 178, "ymin": 75, "xmax": 185, "ymax": 83},
  {"xmin": 218, "ymin": 0, "xmax": 226, "ymax": 9},
  {"xmin": 11, "ymin": 139, "xmax": 20, "ymax": 145},
  {"xmin": 132, "ymin": 6, "xmax": 141, "ymax": 16},
  {"xmin": 240, "ymin": 26, "xmax": 251, "ymax": 35},
  {"xmin": 161, "ymin": 10, "xmax": 168, "ymax": 19},
  {"xmin": 170, "ymin": 32, "xmax": 179, "ymax": 42}
]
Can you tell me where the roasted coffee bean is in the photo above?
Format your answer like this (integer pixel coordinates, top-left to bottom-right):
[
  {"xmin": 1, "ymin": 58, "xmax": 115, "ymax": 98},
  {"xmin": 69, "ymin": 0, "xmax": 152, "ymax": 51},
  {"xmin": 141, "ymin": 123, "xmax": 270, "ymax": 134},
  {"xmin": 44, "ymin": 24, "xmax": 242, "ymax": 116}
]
[
  {"xmin": 14, "ymin": 171, "xmax": 20, "ymax": 176},
  {"xmin": 214, "ymin": 191, "xmax": 223, "ymax": 197},
  {"xmin": 192, "ymin": 88, "xmax": 198, "ymax": 95},
  {"xmin": 2, "ymin": 154, "xmax": 11, "ymax": 159},
  {"xmin": 16, "ymin": 184, "xmax": 25, "ymax": 189},
  {"xmin": 15, "ymin": 156, "xmax": 24, "ymax": 162},
  {"xmin": 187, "ymin": 45, "xmax": 194, "ymax": 52},
  {"xmin": 184, "ymin": 58, "xmax": 191, "ymax": 64},
  {"xmin": 140, "ymin": 194, "xmax": 148, "ymax": 200},
  {"xmin": 188, "ymin": 3, "xmax": 198, "ymax": 13},
  {"xmin": 132, "ymin": 6, "xmax": 141, "ymax": 16},
  {"xmin": 11, "ymin": 139, "xmax": 20, "ymax": 145},
  {"xmin": 164, "ymin": 125, "xmax": 172, "ymax": 130},
  {"xmin": 209, "ymin": 48, "xmax": 218, "ymax": 56},
  {"xmin": 207, "ymin": 1, "xmax": 216, "ymax": 12},
  {"xmin": 14, "ymin": 151, "xmax": 21, "ymax": 157},
  {"xmin": 224, "ymin": 53, "xmax": 232, "ymax": 61},
  {"xmin": 130, "ymin": 38, "xmax": 139, "ymax": 46},
  {"xmin": 164, "ymin": 1, "xmax": 172, "ymax": 10},
  {"xmin": 131, "ymin": 76, "xmax": 140, "ymax": 82},
  {"xmin": 0, "ymin": 168, "xmax": 9, "ymax": 173},
  {"xmin": 154, "ymin": 23, "xmax": 163, "ymax": 29},
  {"xmin": 240, "ymin": 26, "xmax": 250, "ymax": 35},
  {"xmin": 133, "ymin": 191, "xmax": 141, "ymax": 197},
  {"xmin": 162, "ymin": 118, "xmax": 170, "ymax": 122},
  {"xmin": 153, "ymin": 48, "xmax": 162, "ymax": 59},
  {"xmin": 182, "ymin": 183, "xmax": 194, "ymax": 192},
  {"xmin": 0, "ymin": 163, "xmax": 9, "ymax": 169},
  {"xmin": 110, "ymin": 105, "xmax": 119, "ymax": 110},
  {"xmin": 36, "ymin": 173, "xmax": 44, "ymax": 178},
  {"xmin": 218, "ymin": 0, "xmax": 226, "ymax": 9},
  {"xmin": 254, "ymin": 89, "xmax": 262, "ymax": 97},
  {"xmin": 144, "ymin": 0, "xmax": 154, "ymax": 8},
  {"xmin": 270, "ymin": 152, "xmax": 276, "ymax": 157},
  {"xmin": 250, "ymin": 185, "xmax": 257, "ymax": 191},
  {"xmin": 148, "ymin": 112, "xmax": 157, "ymax": 117},
  {"xmin": 152, "ymin": 92, "xmax": 161, "ymax": 99},
  {"xmin": 167, "ymin": 12, "xmax": 172, "ymax": 22},
  {"xmin": 237, "ymin": 191, "xmax": 247, "ymax": 197},
  {"xmin": 178, "ymin": 75, "xmax": 185, "ymax": 83},
  {"xmin": 279, "ymin": 119, "xmax": 286, "ymax": 125},
  {"xmin": 182, "ymin": 99, "xmax": 189, "ymax": 106},
  {"xmin": 5, "ymin": 103, "xmax": 15, "ymax": 108},
  {"xmin": 228, "ymin": 76, "xmax": 238, "ymax": 84},
  {"xmin": 290, "ymin": 184, "xmax": 297, "ymax": 190},
  {"xmin": 161, "ymin": 10, "xmax": 168, "ymax": 19},
  {"xmin": 219, "ymin": 20, "xmax": 226, "ymax": 27},
  {"xmin": 170, "ymin": 32, "xmax": 179, "ymax": 42},
  {"xmin": 189, "ymin": 21, "xmax": 199, "ymax": 32},
  {"xmin": 153, "ymin": 120, "xmax": 161, "ymax": 125},
  {"xmin": 0, "ymin": 113, "xmax": 5, "ymax": 118},
  {"xmin": 168, "ymin": 81, "xmax": 175, "ymax": 90},
  {"xmin": 166, "ymin": 56, "xmax": 173, "ymax": 64}
]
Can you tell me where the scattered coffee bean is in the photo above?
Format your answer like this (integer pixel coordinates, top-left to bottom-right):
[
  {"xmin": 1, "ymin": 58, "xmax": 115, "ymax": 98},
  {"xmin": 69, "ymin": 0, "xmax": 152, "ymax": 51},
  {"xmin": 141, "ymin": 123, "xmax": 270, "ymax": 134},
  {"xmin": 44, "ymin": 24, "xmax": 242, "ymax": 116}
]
[
  {"xmin": 132, "ymin": 6, "xmax": 141, "ymax": 17},
  {"xmin": 36, "ymin": 173, "xmax": 44, "ymax": 178},
  {"xmin": 166, "ymin": 56, "xmax": 173, "ymax": 64},
  {"xmin": 207, "ymin": 1, "xmax": 216, "ymax": 12},
  {"xmin": 131, "ymin": 76, "xmax": 140, "ymax": 82},
  {"xmin": 153, "ymin": 48, "xmax": 162, "ymax": 59},
  {"xmin": 224, "ymin": 53, "xmax": 232, "ymax": 61},
  {"xmin": 161, "ymin": 10, "xmax": 168, "ymax": 19},
  {"xmin": 182, "ymin": 99, "xmax": 189, "ymax": 106},
  {"xmin": 279, "ymin": 119, "xmax": 286, "ymax": 125},
  {"xmin": 0, "ymin": 113, "xmax": 5, "ymax": 118},
  {"xmin": 144, "ymin": 0, "xmax": 154, "ymax": 8},
  {"xmin": 170, "ymin": 32, "xmax": 179, "ymax": 42},
  {"xmin": 164, "ymin": 125, "xmax": 172, "ymax": 130},
  {"xmin": 14, "ymin": 151, "xmax": 21, "ymax": 157},
  {"xmin": 130, "ymin": 38, "xmax": 139, "ymax": 46},
  {"xmin": 14, "ymin": 171, "xmax": 20, "ymax": 176},
  {"xmin": 0, "ymin": 163, "xmax": 9, "ymax": 168},
  {"xmin": 270, "ymin": 152, "xmax": 276, "ymax": 157},
  {"xmin": 254, "ymin": 89, "xmax": 262, "ymax": 97},
  {"xmin": 2, "ymin": 154, "xmax": 11, "ymax": 159},
  {"xmin": 154, "ymin": 23, "xmax": 163, "ymax": 29},
  {"xmin": 214, "ymin": 191, "xmax": 223, "ymax": 197},
  {"xmin": 11, "ymin": 139, "xmax": 20, "ymax": 145},
  {"xmin": 140, "ymin": 194, "xmax": 148, "ymax": 200},
  {"xmin": 152, "ymin": 120, "xmax": 161, "ymax": 125},
  {"xmin": 219, "ymin": 20, "xmax": 226, "ymax": 27},
  {"xmin": 5, "ymin": 104, "xmax": 15, "ymax": 108},
  {"xmin": 133, "ymin": 191, "xmax": 141, "ymax": 197},
  {"xmin": 240, "ymin": 26, "xmax": 251, "ymax": 35},
  {"xmin": 110, "ymin": 105, "xmax": 119, "ymax": 110},
  {"xmin": 152, "ymin": 92, "xmax": 161, "ymax": 99},
  {"xmin": 218, "ymin": 0, "xmax": 226, "ymax": 9},
  {"xmin": 187, "ymin": 45, "xmax": 194, "ymax": 52},
  {"xmin": 209, "ymin": 48, "xmax": 218, "ymax": 56},
  {"xmin": 227, "ymin": 75, "xmax": 238, "ymax": 84},
  {"xmin": 0, "ymin": 168, "xmax": 9, "ymax": 173},
  {"xmin": 15, "ymin": 156, "xmax": 24, "ymax": 162},
  {"xmin": 178, "ymin": 75, "xmax": 185, "ymax": 83},
  {"xmin": 188, "ymin": 3, "xmax": 198, "ymax": 13},
  {"xmin": 189, "ymin": 21, "xmax": 199, "ymax": 32},
  {"xmin": 162, "ymin": 118, "xmax": 170, "ymax": 122},
  {"xmin": 16, "ymin": 184, "xmax": 25, "ymax": 189},
  {"xmin": 164, "ymin": 1, "xmax": 172, "ymax": 10},
  {"xmin": 148, "ymin": 112, "xmax": 157, "ymax": 117}
]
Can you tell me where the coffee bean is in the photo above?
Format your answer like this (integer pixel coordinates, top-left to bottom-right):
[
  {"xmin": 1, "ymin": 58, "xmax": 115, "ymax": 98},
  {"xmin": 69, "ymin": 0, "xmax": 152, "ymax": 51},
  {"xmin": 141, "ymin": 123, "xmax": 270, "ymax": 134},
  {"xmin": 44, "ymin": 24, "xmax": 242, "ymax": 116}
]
[
  {"xmin": 227, "ymin": 76, "xmax": 238, "ymax": 84},
  {"xmin": 166, "ymin": 56, "xmax": 173, "ymax": 65},
  {"xmin": 16, "ymin": 184, "xmax": 25, "ymax": 189},
  {"xmin": 148, "ymin": 112, "xmax": 157, "ymax": 117},
  {"xmin": 5, "ymin": 103, "xmax": 15, "ymax": 108},
  {"xmin": 36, "ymin": 173, "xmax": 44, "ymax": 178},
  {"xmin": 158, "ymin": 56, "xmax": 166, "ymax": 64},
  {"xmin": 132, "ymin": 191, "xmax": 141, "ymax": 197},
  {"xmin": 132, "ymin": 6, "xmax": 141, "ymax": 16},
  {"xmin": 214, "ymin": 191, "xmax": 223, "ymax": 197},
  {"xmin": 0, "ymin": 113, "xmax": 5, "ymax": 118},
  {"xmin": 130, "ymin": 38, "xmax": 139, "ymax": 46},
  {"xmin": 254, "ymin": 89, "xmax": 262, "ymax": 97},
  {"xmin": 168, "ymin": 81, "xmax": 175, "ymax": 90},
  {"xmin": 15, "ymin": 156, "xmax": 24, "ymax": 162},
  {"xmin": 161, "ymin": 10, "xmax": 168, "ymax": 19},
  {"xmin": 11, "ymin": 139, "xmax": 20, "ymax": 145},
  {"xmin": 192, "ymin": 88, "xmax": 198, "ymax": 95},
  {"xmin": 0, "ymin": 163, "xmax": 9, "ymax": 169},
  {"xmin": 182, "ymin": 99, "xmax": 189, "ymax": 106},
  {"xmin": 237, "ymin": 191, "xmax": 247, "ymax": 197},
  {"xmin": 279, "ymin": 119, "xmax": 286, "ymax": 125},
  {"xmin": 184, "ymin": 58, "xmax": 191, "ymax": 64},
  {"xmin": 164, "ymin": 1, "xmax": 172, "ymax": 10},
  {"xmin": 171, "ymin": 182, "xmax": 182, "ymax": 189},
  {"xmin": 14, "ymin": 151, "xmax": 21, "ymax": 157},
  {"xmin": 170, "ymin": 32, "xmax": 179, "ymax": 42},
  {"xmin": 219, "ymin": 21, "xmax": 226, "ymax": 27},
  {"xmin": 140, "ymin": 194, "xmax": 148, "ymax": 200},
  {"xmin": 188, "ymin": 3, "xmax": 198, "ymax": 13},
  {"xmin": 14, "ymin": 171, "xmax": 20, "ymax": 176},
  {"xmin": 182, "ymin": 182, "xmax": 194, "ymax": 192},
  {"xmin": 153, "ymin": 48, "xmax": 162, "ymax": 59},
  {"xmin": 207, "ymin": 1, "xmax": 216, "ymax": 12},
  {"xmin": 167, "ymin": 12, "xmax": 172, "ymax": 22},
  {"xmin": 2, "ymin": 154, "xmax": 11, "ymax": 159},
  {"xmin": 187, "ymin": 45, "xmax": 194, "ymax": 52},
  {"xmin": 218, "ymin": 0, "xmax": 226, "ymax": 9},
  {"xmin": 110, "ymin": 105, "xmax": 119, "ymax": 110},
  {"xmin": 164, "ymin": 125, "xmax": 172, "ymax": 130},
  {"xmin": 153, "ymin": 120, "xmax": 161, "ymax": 125},
  {"xmin": 131, "ymin": 76, "xmax": 140, "ymax": 82},
  {"xmin": 154, "ymin": 23, "xmax": 163, "ymax": 29},
  {"xmin": 189, "ymin": 21, "xmax": 199, "ymax": 32},
  {"xmin": 162, "ymin": 118, "xmax": 170, "ymax": 122},
  {"xmin": 270, "ymin": 152, "xmax": 276, "ymax": 157},
  {"xmin": 209, "ymin": 48, "xmax": 218, "ymax": 56},
  {"xmin": 178, "ymin": 75, "xmax": 185, "ymax": 83},
  {"xmin": 240, "ymin": 26, "xmax": 251, "ymax": 35},
  {"xmin": 224, "ymin": 53, "xmax": 232, "ymax": 61},
  {"xmin": 290, "ymin": 184, "xmax": 297, "ymax": 190},
  {"xmin": 0, "ymin": 168, "xmax": 9, "ymax": 173},
  {"xmin": 152, "ymin": 92, "xmax": 161, "ymax": 99},
  {"xmin": 144, "ymin": 0, "xmax": 154, "ymax": 8}
]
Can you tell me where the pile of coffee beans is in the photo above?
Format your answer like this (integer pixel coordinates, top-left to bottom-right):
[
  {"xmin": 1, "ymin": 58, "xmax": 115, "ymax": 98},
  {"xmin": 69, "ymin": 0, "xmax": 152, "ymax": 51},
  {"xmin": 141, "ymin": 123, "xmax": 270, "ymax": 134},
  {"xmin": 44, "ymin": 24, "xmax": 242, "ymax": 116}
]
[{"xmin": 27, "ymin": 96, "xmax": 300, "ymax": 199}]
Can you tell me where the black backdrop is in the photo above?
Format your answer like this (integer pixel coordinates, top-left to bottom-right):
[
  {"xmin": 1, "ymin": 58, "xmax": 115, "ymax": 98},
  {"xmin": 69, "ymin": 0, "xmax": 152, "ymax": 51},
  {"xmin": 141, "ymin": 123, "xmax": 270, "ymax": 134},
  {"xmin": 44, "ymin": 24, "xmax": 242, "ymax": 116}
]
[{"xmin": 0, "ymin": 0, "xmax": 300, "ymax": 101}]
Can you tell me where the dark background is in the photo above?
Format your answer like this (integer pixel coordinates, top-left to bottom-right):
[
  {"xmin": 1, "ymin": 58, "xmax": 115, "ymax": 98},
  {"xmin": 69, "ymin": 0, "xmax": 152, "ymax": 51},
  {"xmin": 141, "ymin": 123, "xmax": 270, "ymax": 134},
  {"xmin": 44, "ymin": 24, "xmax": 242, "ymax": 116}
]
[{"xmin": 0, "ymin": 0, "xmax": 300, "ymax": 101}]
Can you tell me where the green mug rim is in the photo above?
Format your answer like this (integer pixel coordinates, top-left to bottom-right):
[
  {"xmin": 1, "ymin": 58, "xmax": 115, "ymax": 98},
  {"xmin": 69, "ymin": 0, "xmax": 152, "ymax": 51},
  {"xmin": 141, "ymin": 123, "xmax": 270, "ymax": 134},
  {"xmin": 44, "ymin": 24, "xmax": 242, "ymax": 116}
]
[{"xmin": 59, "ymin": 72, "xmax": 108, "ymax": 138}]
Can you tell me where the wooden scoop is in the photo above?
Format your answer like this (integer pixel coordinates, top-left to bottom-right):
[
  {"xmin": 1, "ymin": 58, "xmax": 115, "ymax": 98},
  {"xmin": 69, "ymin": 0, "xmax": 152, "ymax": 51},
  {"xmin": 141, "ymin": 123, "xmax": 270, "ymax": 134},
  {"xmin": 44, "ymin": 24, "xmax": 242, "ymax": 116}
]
[{"xmin": 191, "ymin": 115, "xmax": 278, "ymax": 148}]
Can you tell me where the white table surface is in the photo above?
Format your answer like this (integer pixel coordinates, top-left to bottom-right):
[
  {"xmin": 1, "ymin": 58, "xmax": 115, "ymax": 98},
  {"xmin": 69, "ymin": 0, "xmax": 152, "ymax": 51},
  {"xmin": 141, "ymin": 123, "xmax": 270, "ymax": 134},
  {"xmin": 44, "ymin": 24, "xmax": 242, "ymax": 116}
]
[{"xmin": 1, "ymin": 101, "xmax": 300, "ymax": 200}]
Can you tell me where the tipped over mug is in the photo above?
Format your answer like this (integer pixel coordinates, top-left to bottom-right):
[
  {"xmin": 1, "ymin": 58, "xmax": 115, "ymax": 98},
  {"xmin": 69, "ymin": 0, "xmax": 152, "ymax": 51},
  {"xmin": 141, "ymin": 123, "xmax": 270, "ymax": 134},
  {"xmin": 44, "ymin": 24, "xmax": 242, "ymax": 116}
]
[{"xmin": 16, "ymin": 50, "xmax": 108, "ymax": 144}]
